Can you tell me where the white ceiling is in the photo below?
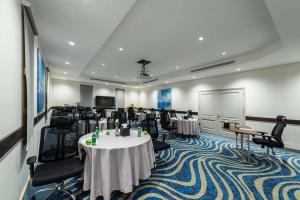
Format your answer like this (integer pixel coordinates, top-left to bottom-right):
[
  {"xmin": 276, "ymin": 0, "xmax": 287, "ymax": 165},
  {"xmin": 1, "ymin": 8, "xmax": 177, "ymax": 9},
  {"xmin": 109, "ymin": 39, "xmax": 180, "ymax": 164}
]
[{"xmin": 31, "ymin": 0, "xmax": 300, "ymax": 87}]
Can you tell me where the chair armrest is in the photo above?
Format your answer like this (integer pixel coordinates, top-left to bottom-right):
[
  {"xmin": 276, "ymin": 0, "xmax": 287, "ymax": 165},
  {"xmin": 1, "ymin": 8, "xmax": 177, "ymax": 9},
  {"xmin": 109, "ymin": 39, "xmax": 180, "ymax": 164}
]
[
  {"xmin": 27, "ymin": 156, "xmax": 37, "ymax": 165},
  {"xmin": 27, "ymin": 156, "xmax": 37, "ymax": 178},
  {"xmin": 257, "ymin": 131, "xmax": 268, "ymax": 135}
]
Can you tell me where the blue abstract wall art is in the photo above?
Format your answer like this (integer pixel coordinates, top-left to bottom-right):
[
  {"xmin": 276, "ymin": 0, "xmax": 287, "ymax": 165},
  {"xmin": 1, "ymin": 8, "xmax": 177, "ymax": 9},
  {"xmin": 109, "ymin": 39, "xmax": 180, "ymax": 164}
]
[
  {"xmin": 157, "ymin": 88, "xmax": 172, "ymax": 109},
  {"xmin": 37, "ymin": 49, "xmax": 45, "ymax": 113}
]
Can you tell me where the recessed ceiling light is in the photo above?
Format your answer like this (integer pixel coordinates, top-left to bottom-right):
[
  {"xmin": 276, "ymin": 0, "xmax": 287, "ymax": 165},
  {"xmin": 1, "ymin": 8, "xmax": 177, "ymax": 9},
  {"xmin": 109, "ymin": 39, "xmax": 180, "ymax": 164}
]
[
  {"xmin": 198, "ymin": 36, "xmax": 204, "ymax": 41},
  {"xmin": 101, "ymin": 63, "xmax": 105, "ymax": 66},
  {"xmin": 236, "ymin": 68, "xmax": 241, "ymax": 71},
  {"xmin": 63, "ymin": 71, "xmax": 67, "ymax": 74},
  {"xmin": 176, "ymin": 66, "xmax": 180, "ymax": 69},
  {"xmin": 192, "ymin": 76, "xmax": 196, "ymax": 79},
  {"xmin": 92, "ymin": 72, "xmax": 95, "ymax": 74},
  {"xmin": 221, "ymin": 52, "xmax": 227, "ymax": 55},
  {"xmin": 64, "ymin": 61, "xmax": 70, "ymax": 65},
  {"xmin": 166, "ymin": 81, "xmax": 169, "ymax": 84},
  {"xmin": 119, "ymin": 47, "xmax": 124, "ymax": 51},
  {"xmin": 68, "ymin": 41, "xmax": 75, "ymax": 46}
]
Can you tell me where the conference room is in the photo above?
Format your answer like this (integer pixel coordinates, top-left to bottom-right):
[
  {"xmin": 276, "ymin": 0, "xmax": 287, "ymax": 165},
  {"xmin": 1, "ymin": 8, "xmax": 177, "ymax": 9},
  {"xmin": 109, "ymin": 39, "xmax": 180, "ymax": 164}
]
[{"xmin": 1, "ymin": 0, "xmax": 300, "ymax": 199}]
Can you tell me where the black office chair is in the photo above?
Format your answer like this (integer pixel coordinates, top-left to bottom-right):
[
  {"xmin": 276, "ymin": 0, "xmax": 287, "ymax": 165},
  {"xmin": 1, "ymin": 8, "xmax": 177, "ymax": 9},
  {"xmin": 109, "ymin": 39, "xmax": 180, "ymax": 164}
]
[
  {"xmin": 138, "ymin": 107, "xmax": 144, "ymax": 113},
  {"xmin": 160, "ymin": 110, "xmax": 177, "ymax": 137},
  {"xmin": 107, "ymin": 117, "xmax": 115, "ymax": 129},
  {"xmin": 50, "ymin": 116, "xmax": 75, "ymax": 131},
  {"xmin": 111, "ymin": 111, "xmax": 118, "ymax": 118},
  {"xmin": 27, "ymin": 126, "xmax": 84, "ymax": 200},
  {"xmin": 146, "ymin": 119, "xmax": 170, "ymax": 165},
  {"xmin": 100, "ymin": 109, "xmax": 107, "ymax": 119},
  {"xmin": 187, "ymin": 110, "xmax": 193, "ymax": 119},
  {"xmin": 119, "ymin": 111, "xmax": 127, "ymax": 124},
  {"xmin": 118, "ymin": 108, "xmax": 125, "ymax": 112},
  {"xmin": 128, "ymin": 107, "xmax": 138, "ymax": 121},
  {"xmin": 146, "ymin": 113, "xmax": 156, "ymax": 120},
  {"xmin": 170, "ymin": 110, "xmax": 176, "ymax": 118},
  {"xmin": 252, "ymin": 115, "xmax": 287, "ymax": 162}
]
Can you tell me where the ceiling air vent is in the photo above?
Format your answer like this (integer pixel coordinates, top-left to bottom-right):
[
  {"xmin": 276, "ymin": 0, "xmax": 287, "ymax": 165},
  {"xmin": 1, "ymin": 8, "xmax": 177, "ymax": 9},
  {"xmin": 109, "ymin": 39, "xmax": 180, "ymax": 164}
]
[
  {"xmin": 191, "ymin": 60, "xmax": 235, "ymax": 73},
  {"xmin": 143, "ymin": 79, "xmax": 159, "ymax": 84},
  {"xmin": 90, "ymin": 78, "xmax": 126, "ymax": 85}
]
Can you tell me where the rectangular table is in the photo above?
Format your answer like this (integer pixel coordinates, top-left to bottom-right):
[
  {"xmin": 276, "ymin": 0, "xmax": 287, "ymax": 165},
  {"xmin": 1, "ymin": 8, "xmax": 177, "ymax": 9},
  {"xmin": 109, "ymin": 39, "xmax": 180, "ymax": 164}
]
[{"xmin": 225, "ymin": 125, "xmax": 262, "ymax": 161}]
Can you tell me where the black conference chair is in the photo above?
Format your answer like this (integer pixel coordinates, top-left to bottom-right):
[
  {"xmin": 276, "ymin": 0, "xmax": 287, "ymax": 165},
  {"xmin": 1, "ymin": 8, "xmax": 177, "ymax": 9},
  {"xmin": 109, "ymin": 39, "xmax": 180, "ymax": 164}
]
[
  {"xmin": 50, "ymin": 116, "xmax": 75, "ymax": 131},
  {"xmin": 146, "ymin": 119, "xmax": 170, "ymax": 165},
  {"xmin": 107, "ymin": 117, "xmax": 115, "ymax": 129},
  {"xmin": 187, "ymin": 110, "xmax": 193, "ymax": 119},
  {"xmin": 252, "ymin": 115, "xmax": 287, "ymax": 162},
  {"xmin": 118, "ymin": 108, "xmax": 125, "ymax": 113},
  {"xmin": 119, "ymin": 111, "xmax": 127, "ymax": 124},
  {"xmin": 138, "ymin": 107, "xmax": 144, "ymax": 113},
  {"xmin": 111, "ymin": 111, "xmax": 116, "ymax": 118},
  {"xmin": 99, "ymin": 109, "xmax": 107, "ymax": 119},
  {"xmin": 128, "ymin": 107, "xmax": 138, "ymax": 121},
  {"xmin": 146, "ymin": 113, "xmax": 156, "ymax": 120},
  {"xmin": 27, "ymin": 126, "xmax": 84, "ymax": 200},
  {"xmin": 170, "ymin": 110, "xmax": 176, "ymax": 118},
  {"xmin": 160, "ymin": 110, "xmax": 177, "ymax": 137}
]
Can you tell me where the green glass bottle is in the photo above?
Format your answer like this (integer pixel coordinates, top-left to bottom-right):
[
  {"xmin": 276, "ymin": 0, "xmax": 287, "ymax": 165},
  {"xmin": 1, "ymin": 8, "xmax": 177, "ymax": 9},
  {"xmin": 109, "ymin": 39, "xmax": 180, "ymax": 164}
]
[
  {"xmin": 95, "ymin": 127, "xmax": 99, "ymax": 138},
  {"xmin": 92, "ymin": 133, "xmax": 97, "ymax": 146}
]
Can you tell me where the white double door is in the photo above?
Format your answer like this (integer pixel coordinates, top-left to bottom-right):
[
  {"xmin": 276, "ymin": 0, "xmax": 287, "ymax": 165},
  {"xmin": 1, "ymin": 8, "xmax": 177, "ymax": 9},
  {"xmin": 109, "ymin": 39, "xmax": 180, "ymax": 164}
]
[{"xmin": 198, "ymin": 89, "xmax": 245, "ymax": 135}]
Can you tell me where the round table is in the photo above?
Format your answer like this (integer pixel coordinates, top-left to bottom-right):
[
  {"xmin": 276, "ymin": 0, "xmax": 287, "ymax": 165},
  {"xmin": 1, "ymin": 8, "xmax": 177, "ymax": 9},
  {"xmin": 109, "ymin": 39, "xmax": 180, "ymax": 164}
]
[
  {"xmin": 171, "ymin": 118, "xmax": 200, "ymax": 136},
  {"xmin": 136, "ymin": 113, "xmax": 146, "ymax": 123},
  {"xmin": 78, "ymin": 129, "xmax": 155, "ymax": 200}
]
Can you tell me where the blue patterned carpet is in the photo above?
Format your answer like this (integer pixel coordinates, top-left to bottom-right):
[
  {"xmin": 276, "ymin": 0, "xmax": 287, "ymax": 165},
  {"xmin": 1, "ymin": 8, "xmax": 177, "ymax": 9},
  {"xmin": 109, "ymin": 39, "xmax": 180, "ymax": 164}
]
[{"xmin": 26, "ymin": 133, "xmax": 300, "ymax": 200}]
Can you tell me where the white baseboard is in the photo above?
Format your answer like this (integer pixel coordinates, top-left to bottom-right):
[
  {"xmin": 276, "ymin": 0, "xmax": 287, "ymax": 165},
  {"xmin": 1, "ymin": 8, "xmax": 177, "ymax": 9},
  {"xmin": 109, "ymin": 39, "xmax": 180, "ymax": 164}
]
[{"xmin": 19, "ymin": 175, "xmax": 30, "ymax": 200}]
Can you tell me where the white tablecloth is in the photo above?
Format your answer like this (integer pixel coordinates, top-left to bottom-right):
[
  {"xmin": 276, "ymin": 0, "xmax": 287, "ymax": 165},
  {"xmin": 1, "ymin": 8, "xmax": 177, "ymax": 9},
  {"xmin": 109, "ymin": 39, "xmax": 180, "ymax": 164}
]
[
  {"xmin": 171, "ymin": 118, "xmax": 200, "ymax": 135},
  {"xmin": 78, "ymin": 129, "xmax": 155, "ymax": 200},
  {"xmin": 136, "ymin": 113, "xmax": 146, "ymax": 123}
]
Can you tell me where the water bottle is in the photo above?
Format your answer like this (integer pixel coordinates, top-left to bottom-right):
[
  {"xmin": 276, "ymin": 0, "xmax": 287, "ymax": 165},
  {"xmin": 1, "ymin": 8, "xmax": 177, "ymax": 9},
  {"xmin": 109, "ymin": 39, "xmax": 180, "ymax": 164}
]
[
  {"xmin": 92, "ymin": 133, "xmax": 97, "ymax": 146},
  {"xmin": 95, "ymin": 127, "xmax": 99, "ymax": 138}
]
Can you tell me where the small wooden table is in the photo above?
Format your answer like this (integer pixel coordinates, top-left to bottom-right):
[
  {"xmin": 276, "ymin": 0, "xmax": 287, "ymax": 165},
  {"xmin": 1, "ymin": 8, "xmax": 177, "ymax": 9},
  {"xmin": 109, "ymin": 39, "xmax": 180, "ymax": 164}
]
[{"xmin": 225, "ymin": 125, "xmax": 262, "ymax": 162}]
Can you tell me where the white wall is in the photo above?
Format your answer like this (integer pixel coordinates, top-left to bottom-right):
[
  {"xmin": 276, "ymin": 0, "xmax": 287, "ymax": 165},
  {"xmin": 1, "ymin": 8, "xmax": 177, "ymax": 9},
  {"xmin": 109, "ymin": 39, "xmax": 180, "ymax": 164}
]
[
  {"xmin": 0, "ymin": 1, "xmax": 48, "ymax": 199},
  {"xmin": 139, "ymin": 63, "xmax": 300, "ymax": 150},
  {"xmin": 50, "ymin": 78, "xmax": 140, "ymax": 108},
  {"xmin": 0, "ymin": 1, "xmax": 23, "ymax": 199}
]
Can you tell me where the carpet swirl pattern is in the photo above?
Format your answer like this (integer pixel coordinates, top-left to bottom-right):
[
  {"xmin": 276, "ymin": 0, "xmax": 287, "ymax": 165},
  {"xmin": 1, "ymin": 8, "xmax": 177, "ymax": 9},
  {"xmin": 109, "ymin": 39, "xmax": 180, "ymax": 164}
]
[{"xmin": 30, "ymin": 133, "xmax": 300, "ymax": 200}]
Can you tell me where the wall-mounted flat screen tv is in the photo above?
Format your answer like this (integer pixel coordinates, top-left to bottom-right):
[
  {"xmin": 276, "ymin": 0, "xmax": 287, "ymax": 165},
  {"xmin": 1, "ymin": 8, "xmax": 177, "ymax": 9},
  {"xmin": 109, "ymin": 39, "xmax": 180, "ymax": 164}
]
[{"xmin": 95, "ymin": 96, "xmax": 115, "ymax": 109}]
